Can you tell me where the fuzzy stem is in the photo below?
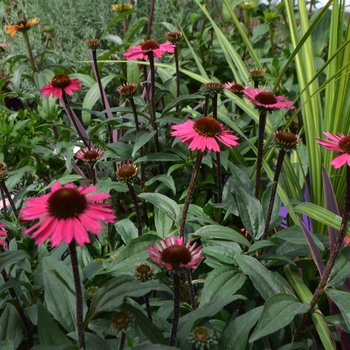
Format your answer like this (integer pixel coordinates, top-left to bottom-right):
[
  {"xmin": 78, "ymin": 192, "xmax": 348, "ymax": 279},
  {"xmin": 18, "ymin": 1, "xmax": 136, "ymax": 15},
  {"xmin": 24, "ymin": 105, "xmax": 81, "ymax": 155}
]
[
  {"xmin": 260, "ymin": 149, "xmax": 286, "ymax": 243},
  {"xmin": 1, "ymin": 264, "xmax": 33, "ymax": 349},
  {"xmin": 146, "ymin": 0, "xmax": 155, "ymax": 39},
  {"xmin": 119, "ymin": 332, "xmax": 126, "ymax": 350},
  {"xmin": 255, "ymin": 110, "xmax": 267, "ymax": 198},
  {"xmin": 294, "ymin": 165, "xmax": 350, "ymax": 341},
  {"xmin": 215, "ymin": 152, "xmax": 222, "ymax": 204},
  {"xmin": 169, "ymin": 273, "xmax": 181, "ymax": 346},
  {"xmin": 144, "ymin": 294, "xmax": 152, "ymax": 321},
  {"xmin": 1, "ymin": 188, "xmax": 6, "ymax": 215},
  {"xmin": 69, "ymin": 242, "xmax": 85, "ymax": 349},
  {"xmin": 203, "ymin": 95, "xmax": 209, "ymax": 116},
  {"xmin": 91, "ymin": 49, "xmax": 114, "ymax": 144},
  {"xmin": 22, "ymin": 31, "xmax": 36, "ymax": 72},
  {"xmin": 174, "ymin": 45, "xmax": 181, "ymax": 116},
  {"xmin": 85, "ymin": 164, "xmax": 97, "ymax": 185},
  {"xmin": 179, "ymin": 152, "xmax": 203, "ymax": 237},
  {"xmin": 0, "ymin": 180, "xmax": 19, "ymax": 219},
  {"xmin": 61, "ymin": 94, "xmax": 90, "ymax": 149},
  {"xmin": 122, "ymin": 18, "xmax": 128, "ymax": 35},
  {"xmin": 211, "ymin": 94, "xmax": 223, "ymax": 203},
  {"xmin": 147, "ymin": 51, "xmax": 161, "ymax": 155},
  {"xmin": 174, "ymin": 45, "xmax": 180, "ymax": 99},
  {"xmin": 185, "ymin": 269, "xmax": 196, "ymax": 309},
  {"xmin": 129, "ymin": 97, "xmax": 145, "ymax": 193},
  {"xmin": 127, "ymin": 182, "xmax": 142, "ymax": 236}
]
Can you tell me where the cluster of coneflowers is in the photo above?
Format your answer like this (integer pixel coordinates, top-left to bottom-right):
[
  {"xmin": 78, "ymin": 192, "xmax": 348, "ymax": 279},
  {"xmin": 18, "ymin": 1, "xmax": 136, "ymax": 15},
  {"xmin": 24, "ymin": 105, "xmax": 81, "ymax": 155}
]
[{"xmin": 5, "ymin": 9, "xmax": 350, "ymax": 350}]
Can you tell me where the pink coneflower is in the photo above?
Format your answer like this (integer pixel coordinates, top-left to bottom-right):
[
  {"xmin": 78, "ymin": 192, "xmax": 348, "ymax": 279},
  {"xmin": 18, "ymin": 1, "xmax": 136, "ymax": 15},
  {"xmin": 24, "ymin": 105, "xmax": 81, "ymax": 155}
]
[
  {"xmin": 147, "ymin": 235, "xmax": 203, "ymax": 271},
  {"xmin": 40, "ymin": 73, "xmax": 83, "ymax": 99},
  {"xmin": 123, "ymin": 40, "xmax": 175, "ymax": 60},
  {"xmin": 76, "ymin": 148, "xmax": 104, "ymax": 163},
  {"xmin": 317, "ymin": 132, "xmax": 350, "ymax": 168},
  {"xmin": 171, "ymin": 116, "xmax": 239, "ymax": 152},
  {"xmin": 244, "ymin": 87, "xmax": 294, "ymax": 110},
  {"xmin": 20, "ymin": 181, "xmax": 116, "ymax": 247},
  {"xmin": 0, "ymin": 223, "xmax": 7, "ymax": 246}
]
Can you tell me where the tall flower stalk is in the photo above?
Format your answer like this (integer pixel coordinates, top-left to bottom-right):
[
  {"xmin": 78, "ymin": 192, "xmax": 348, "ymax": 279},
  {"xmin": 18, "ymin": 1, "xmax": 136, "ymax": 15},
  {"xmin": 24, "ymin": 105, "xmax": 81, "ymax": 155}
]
[
  {"xmin": 171, "ymin": 116, "xmax": 239, "ymax": 235},
  {"xmin": 244, "ymin": 88, "xmax": 294, "ymax": 198},
  {"xmin": 5, "ymin": 18, "xmax": 39, "ymax": 72},
  {"xmin": 165, "ymin": 31, "xmax": 183, "ymax": 107},
  {"xmin": 148, "ymin": 236, "xmax": 203, "ymax": 346},
  {"xmin": 20, "ymin": 182, "xmax": 116, "ymax": 349},
  {"xmin": 116, "ymin": 162, "xmax": 142, "ymax": 236},
  {"xmin": 200, "ymin": 83, "xmax": 225, "ymax": 203},
  {"xmin": 260, "ymin": 131, "xmax": 301, "ymax": 252},
  {"xmin": 41, "ymin": 73, "xmax": 91, "ymax": 149},
  {"xmin": 124, "ymin": 40, "xmax": 175, "ymax": 159}
]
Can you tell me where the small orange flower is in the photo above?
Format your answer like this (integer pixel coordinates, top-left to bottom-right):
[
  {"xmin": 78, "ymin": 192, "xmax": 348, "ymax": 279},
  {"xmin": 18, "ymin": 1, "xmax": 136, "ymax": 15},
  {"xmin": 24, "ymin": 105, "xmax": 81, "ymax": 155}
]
[{"xmin": 6, "ymin": 18, "xmax": 39, "ymax": 38}]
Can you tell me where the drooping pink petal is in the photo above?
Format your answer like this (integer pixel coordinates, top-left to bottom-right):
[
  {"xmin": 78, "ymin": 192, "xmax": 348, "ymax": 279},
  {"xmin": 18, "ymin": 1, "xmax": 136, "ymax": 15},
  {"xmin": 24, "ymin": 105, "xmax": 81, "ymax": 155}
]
[{"xmin": 20, "ymin": 182, "xmax": 116, "ymax": 246}]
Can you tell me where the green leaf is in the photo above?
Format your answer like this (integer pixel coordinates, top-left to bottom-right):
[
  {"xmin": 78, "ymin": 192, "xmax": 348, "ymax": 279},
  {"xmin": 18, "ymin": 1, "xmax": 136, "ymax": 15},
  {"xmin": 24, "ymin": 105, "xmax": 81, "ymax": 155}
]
[
  {"xmin": 145, "ymin": 174, "xmax": 176, "ymax": 196},
  {"xmin": 42, "ymin": 256, "xmax": 86, "ymax": 332},
  {"xmin": 193, "ymin": 225, "xmax": 251, "ymax": 247},
  {"xmin": 327, "ymin": 245, "xmax": 350, "ymax": 287},
  {"xmin": 132, "ymin": 130, "xmax": 157, "ymax": 157},
  {"xmin": 326, "ymin": 289, "xmax": 350, "ymax": 332},
  {"xmin": 86, "ymin": 276, "xmax": 172, "ymax": 322},
  {"xmin": 37, "ymin": 299, "xmax": 71, "ymax": 346},
  {"xmin": 235, "ymin": 254, "xmax": 288, "ymax": 300},
  {"xmin": 284, "ymin": 264, "xmax": 334, "ymax": 350},
  {"xmin": 278, "ymin": 343, "xmax": 310, "ymax": 350},
  {"xmin": 0, "ymin": 250, "xmax": 28, "ymax": 272},
  {"xmin": 249, "ymin": 294, "xmax": 310, "ymax": 342},
  {"xmin": 228, "ymin": 164, "xmax": 265, "ymax": 239},
  {"xmin": 200, "ymin": 265, "xmax": 246, "ymax": 305},
  {"xmin": 294, "ymin": 202, "xmax": 348, "ymax": 233},
  {"xmin": 115, "ymin": 219, "xmax": 138, "ymax": 245},
  {"xmin": 138, "ymin": 193, "xmax": 181, "ymax": 223},
  {"xmin": 177, "ymin": 296, "xmax": 245, "ymax": 348},
  {"xmin": 154, "ymin": 207, "xmax": 174, "ymax": 237},
  {"xmin": 135, "ymin": 346, "xmax": 180, "ymax": 350},
  {"xmin": 221, "ymin": 307, "xmax": 262, "ymax": 350},
  {"xmin": 0, "ymin": 340, "xmax": 15, "ymax": 350},
  {"xmin": 82, "ymin": 74, "xmax": 117, "ymax": 124},
  {"xmin": 0, "ymin": 304, "xmax": 23, "ymax": 349},
  {"xmin": 136, "ymin": 153, "xmax": 182, "ymax": 163},
  {"xmin": 124, "ymin": 302, "xmax": 166, "ymax": 344},
  {"xmin": 106, "ymin": 234, "xmax": 159, "ymax": 275}
]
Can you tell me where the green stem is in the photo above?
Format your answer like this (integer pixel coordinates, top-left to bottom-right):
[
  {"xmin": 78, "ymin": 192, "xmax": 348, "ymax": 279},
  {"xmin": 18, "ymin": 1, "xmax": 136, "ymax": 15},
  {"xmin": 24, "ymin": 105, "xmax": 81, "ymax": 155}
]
[
  {"xmin": 69, "ymin": 242, "xmax": 85, "ymax": 349},
  {"xmin": 294, "ymin": 165, "xmax": 350, "ymax": 341},
  {"xmin": 169, "ymin": 273, "xmax": 180, "ymax": 346},
  {"xmin": 179, "ymin": 152, "xmax": 203, "ymax": 237},
  {"xmin": 127, "ymin": 182, "xmax": 142, "ymax": 236},
  {"xmin": 255, "ymin": 110, "xmax": 267, "ymax": 198},
  {"xmin": 22, "ymin": 31, "xmax": 36, "ymax": 72}
]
